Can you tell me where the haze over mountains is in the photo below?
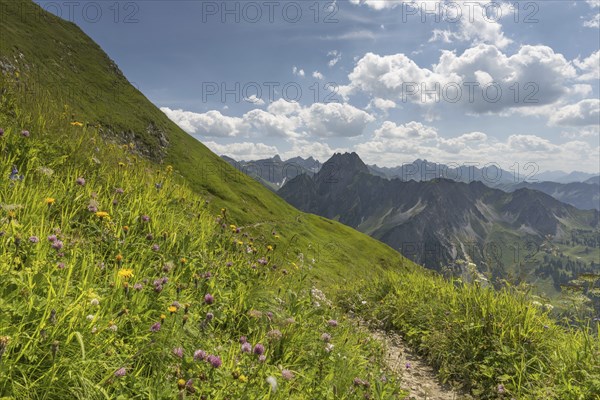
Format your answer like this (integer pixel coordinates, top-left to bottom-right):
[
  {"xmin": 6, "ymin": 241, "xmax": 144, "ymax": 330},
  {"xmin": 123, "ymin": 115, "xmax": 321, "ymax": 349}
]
[{"xmin": 221, "ymin": 154, "xmax": 600, "ymax": 211}]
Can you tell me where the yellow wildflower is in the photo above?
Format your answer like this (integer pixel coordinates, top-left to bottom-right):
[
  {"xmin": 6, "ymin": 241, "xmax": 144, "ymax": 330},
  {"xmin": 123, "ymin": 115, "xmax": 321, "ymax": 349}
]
[
  {"xmin": 44, "ymin": 197, "xmax": 55, "ymax": 205},
  {"xmin": 166, "ymin": 165, "xmax": 173, "ymax": 173},
  {"xmin": 239, "ymin": 375, "xmax": 248, "ymax": 383},
  {"xmin": 160, "ymin": 314, "xmax": 166, "ymax": 321},
  {"xmin": 267, "ymin": 245, "xmax": 273, "ymax": 251},
  {"xmin": 115, "ymin": 254, "xmax": 123, "ymax": 262},
  {"xmin": 95, "ymin": 211, "xmax": 110, "ymax": 219},
  {"xmin": 168, "ymin": 305, "xmax": 177, "ymax": 314},
  {"xmin": 70, "ymin": 121, "xmax": 83, "ymax": 127},
  {"xmin": 117, "ymin": 268, "xmax": 134, "ymax": 280}
]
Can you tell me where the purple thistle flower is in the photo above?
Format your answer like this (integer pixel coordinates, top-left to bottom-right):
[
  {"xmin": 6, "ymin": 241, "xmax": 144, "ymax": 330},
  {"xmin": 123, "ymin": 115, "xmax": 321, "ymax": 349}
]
[
  {"xmin": 51, "ymin": 240, "xmax": 64, "ymax": 250},
  {"xmin": 141, "ymin": 215, "xmax": 150, "ymax": 222},
  {"xmin": 204, "ymin": 293, "xmax": 214, "ymax": 305},
  {"xmin": 21, "ymin": 130, "xmax": 30, "ymax": 137},
  {"xmin": 133, "ymin": 283, "xmax": 143, "ymax": 291},
  {"xmin": 241, "ymin": 342, "xmax": 252, "ymax": 353},
  {"xmin": 57, "ymin": 262, "xmax": 65, "ymax": 269},
  {"xmin": 154, "ymin": 284, "xmax": 163, "ymax": 293},
  {"xmin": 172, "ymin": 347, "xmax": 184, "ymax": 358},
  {"xmin": 405, "ymin": 362, "xmax": 411, "ymax": 369},
  {"xmin": 226, "ymin": 261, "xmax": 233, "ymax": 267},
  {"xmin": 258, "ymin": 257, "xmax": 268, "ymax": 265},
  {"xmin": 281, "ymin": 369, "xmax": 294, "ymax": 381},
  {"xmin": 258, "ymin": 354, "xmax": 266, "ymax": 363},
  {"xmin": 47, "ymin": 235, "xmax": 57, "ymax": 242},
  {"xmin": 321, "ymin": 333, "xmax": 331, "ymax": 343},
  {"xmin": 115, "ymin": 188, "xmax": 124, "ymax": 194},
  {"xmin": 114, "ymin": 367, "xmax": 126, "ymax": 377},
  {"xmin": 239, "ymin": 336, "xmax": 248, "ymax": 344},
  {"xmin": 146, "ymin": 233, "xmax": 154, "ymax": 241},
  {"xmin": 150, "ymin": 322, "xmax": 161, "ymax": 332},
  {"xmin": 76, "ymin": 177, "xmax": 86, "ymax": 186},
  {"xmin": 193, "ymin": 349, "xmax": 207, "ymax": 361},
  {"xmin": 206, "ymin": 312, "xmax": 214, "ymax": 321},
  {"xmin": 497, "ymin": 384, "xmax": 505, "ymax": 394},
  {"xmin": 87, "ymin": 204, "xmax": 98, "ymax": 212},
  {"xmin": 327, "ymin": 319, "xmax": 338, "ymax": 327},
  {"xmin": 267, "ymin": 329, "xmax": 282, "ymax": 341},
  {"xmin": 151, "ymin": 244, "xmax": 160, "ymax": 252},
  {"xmin": 253, "ymin": 343, "xmax": 265, "ymax": 356},
  {"xmin": 29, "ymin": 236, "xmax": 39, "ymax": 244},
  {"xmin": 207, "ymin": 355, "xmax": 222, "ymax": 368}
]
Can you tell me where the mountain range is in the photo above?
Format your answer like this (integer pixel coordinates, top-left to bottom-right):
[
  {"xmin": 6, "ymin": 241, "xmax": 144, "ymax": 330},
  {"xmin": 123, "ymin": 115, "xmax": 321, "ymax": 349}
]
[{"xmin": 279, "ymin": 153, "xmax": 599, "ymax": 288}]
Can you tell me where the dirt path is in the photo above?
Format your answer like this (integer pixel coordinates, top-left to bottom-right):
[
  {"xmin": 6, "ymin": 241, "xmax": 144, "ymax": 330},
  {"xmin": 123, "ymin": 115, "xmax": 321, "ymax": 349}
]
[{"xmin": 370, "ymin": 329, "xmax": 467, "ymax": 400}]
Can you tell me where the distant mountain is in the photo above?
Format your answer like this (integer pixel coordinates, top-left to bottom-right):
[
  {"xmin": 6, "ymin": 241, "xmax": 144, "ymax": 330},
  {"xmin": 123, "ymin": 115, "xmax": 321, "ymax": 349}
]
[
  {"xmin": 499, "ymin": 181, "xmax": 600, "ymax": 211},
  {"xmin": 221, "ymin": 155, "xmax": 322, "ymax": 190},
  {"xmin": 368, "ymin": 159, "xmax": 516, "ymax": 186},
  {"xmin": 279, "ymin": 153, "xmax": 599, "ymax": 280},
  {"xmin": 535, "ymin": 170, "xmax": 599, "ymax": 183},
  {"xmin": 585, "ymin": 176, "xmax": 600, "ymax": 185}
]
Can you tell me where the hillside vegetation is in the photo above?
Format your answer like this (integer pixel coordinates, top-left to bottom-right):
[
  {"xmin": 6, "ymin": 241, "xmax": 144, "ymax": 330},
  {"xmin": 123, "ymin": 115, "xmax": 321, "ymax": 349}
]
[{"xmin": 0, "ymin": 1, "xmax": 599, "ymax": 399}]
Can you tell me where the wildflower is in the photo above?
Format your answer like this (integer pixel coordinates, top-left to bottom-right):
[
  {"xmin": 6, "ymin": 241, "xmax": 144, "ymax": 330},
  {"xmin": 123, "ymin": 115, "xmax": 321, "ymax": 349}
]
[
  {"xmin": 253, "ymin": 343, "xmax": 265, "ymax": 356},
  {"xmin": 47, "ymin": 235, "xmax": 57, "ymax": 242},
  {"xmin": 150, "ymin": 322, "xmax": 161, "ymax": 332},
  {"xmin": 267, "ymin": 329, "xmax": 282, "ymax": 341},
  {"xmin": 51, "ymin": 240, "xmax": 63, "ymax": 250},
  {"xmin": 133, "ymin": 282, "xmax": 143, "ymax": 291},
  {"xmin": 240, "ymin": 336, "xmax": 248, "ymax": 344},
  {"xmin": 204, "ymin": 293, "xmax": 214, "ymax": 305},
  {"xmin": 57, "ymin": 262, "xmax": 65, "ymax": 269},
  {"xmin": 267, "ymin": 245, "xmax": 273, "ymax": 251},
  {"xmin": 90, "ymin": 298, "xmax": 100, "ymax": 306},
  {"xmin": 123, "ymin": 226, "xmax": 129, "ymax": 232},
  {"xmin": 108, "ymin": 322, "xmax": 118, "ymax": 332},
  {"xmin": 266, "ymin": 376, "xmax": 278, "ymax": 393},
  {"xmin": 9, "ymin": 166, "xmax": 23, "ymax": 181},
  {"xmin": 327, "ymin": 319, "xmax": 338, "ymax": 327},
  {"xmin": 405, "ymin": 362, "xmax": 411, "ymax": 369},
  {"xmin": 146, "ymin": 233, "xmax": 154, "ymax": 241},
  {"xmin": 160, "ymin": 314, "xmax": 166, "ymax": 321},
  {"xmin": 166, "ymin": 165, "xmax": 173, "ymax": 173},
  {"xmin": 193, "ymin": 349, "xmax": 206, "ymax": 361},
  {"xmin": 116, "ymin": 254, "xmax": 123, "ymax": 262},
  {"xmin": 51, "ymin": 340, "xmax": 60, "ymax": 357},
  {"xmin": 172, "ymin": 347, "xmax": 184, "ymax": 358},
  {"xmin": 70, "ymin": 121, "xmax": 84, "ymax": 127},
  {"xmin": 185, "ymin": 379, "xmax": 194, "ymax": 394},
  {"xmin": 325, "ymin": 343, "xmax": 334, "ymax": 353},
  {"xmin": 87, "ymin": 203, "xmax": 98, "ymax": 213},
  {"xmin": 115, "ymin": 188, "xmax": 124, "ymax": 194},
  {"xmin": 497, "ymin": 384, "xmax": 505, "ymax": 394},
  {"xmin": 44, "ymin": 197, "xmax": 55, "ymax": 205},
  {"xmin": 21, "ymin": 130, "xmax": 30, "ymax": 137},
  {"xmin": 86, "ymin": 314, "xmax": 95, "ymax": 321},
  {"xmin": 180, "ymin": 257, "xmax": 187, "ymax": 264},
  {"xmin": 95, "ymin": 211, "xmax": 110, "ymax": 219},
  {"xmin": 29, "ymin": 236, "xmax": 39, "ymax": 244},
  {"xmin": 113, "ymin": 367, "xmax": 126, "ymax": 377},
  {"xmin": 206, "ymin": 312, "xmax": 214, "ymax": 321},
  {"xmin": 177, "ymin": 379, "xmax": 186, "ymax": 390},
  {"xmin": 76, "ymin": 177, "xmax": 86, "ymax": 186},
  {"xmin": 141, "ymin": 215, "xmax": 150, "ymax": 222},
  {"xmin": 207, "ymin": 355, "xmax": 222, "ymax": 368},
  {"xmin": 151, "ymin": 244, "xmax": 160, "ymax": 252},
  {"xmin": 258, "ymin": 257, "xmax": 268, "ymax": 265},
  {"xmin": 241, "ymin": 342, "xmax": 252, "ymax": 353},
  {"xmin": 281, "ymin": 369, "xmax": 294, "ymax": 381},
  {"xmin": 321, "ymin": 333, "xmax": 331, "ymax": 343},
  {"xmin": 0, "ymin": 336, "xmax": 9, "ymax": 361},
  {"xmin": 258, "ymin": 354, "xmax": 266, "ymax": 362},
  {"xmin": 118, "ymin": 268, "xmax": 134, "ymax": 280},
  {"xmin": 239, "ymin": 375, "xmax": 248, "ymax": 383}
]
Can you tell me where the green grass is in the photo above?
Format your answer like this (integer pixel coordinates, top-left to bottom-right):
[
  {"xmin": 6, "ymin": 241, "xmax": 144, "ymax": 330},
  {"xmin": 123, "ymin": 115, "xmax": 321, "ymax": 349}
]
[
  {"xmin": 338, "ymin": 272, "xmax": 600, "ymax": 400},
  {"xmin": 0, "ymin": 114, "xmax": 406, "ymax": 399}
]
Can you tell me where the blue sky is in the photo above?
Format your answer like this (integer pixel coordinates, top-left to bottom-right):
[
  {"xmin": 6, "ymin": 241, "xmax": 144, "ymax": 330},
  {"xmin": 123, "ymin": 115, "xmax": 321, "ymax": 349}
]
[{"xmin": 35, "ymin": 0, "xmax": 600, "ymax": 172}]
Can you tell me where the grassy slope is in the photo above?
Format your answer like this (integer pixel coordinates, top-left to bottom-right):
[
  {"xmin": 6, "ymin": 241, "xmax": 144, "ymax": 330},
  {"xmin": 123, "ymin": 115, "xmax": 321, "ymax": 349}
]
[
  {"xmin": 1, "ymin": 2, "xmax": 599, "ymax": 399},
  {"xmin": 0, "ymin": 0, "xmax": 408, "ymax": 287}
]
